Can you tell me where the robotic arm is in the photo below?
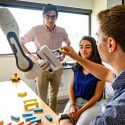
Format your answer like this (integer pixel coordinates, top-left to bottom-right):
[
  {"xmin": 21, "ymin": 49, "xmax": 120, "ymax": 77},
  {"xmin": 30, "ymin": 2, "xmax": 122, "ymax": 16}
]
[{"xmin": 0, "ymin": 8, "xmax": 62, "ymax": 79}]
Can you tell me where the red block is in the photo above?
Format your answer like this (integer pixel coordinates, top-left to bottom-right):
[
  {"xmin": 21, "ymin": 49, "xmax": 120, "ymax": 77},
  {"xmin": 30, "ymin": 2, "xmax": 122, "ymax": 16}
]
[
  {"xmin": 17, "ymin": 121, "xmax": 24, "ymax": 125},
  {"xmin": 25, "ymin": 121, "xmax": 31, "ymax": 125},
  {"xmin": 32, "ymin": 122, "xmax": 39, "ymax": 125},
  {"xmin": 7, "ymin": 123, "xmax": 12, "ymax": 125}
]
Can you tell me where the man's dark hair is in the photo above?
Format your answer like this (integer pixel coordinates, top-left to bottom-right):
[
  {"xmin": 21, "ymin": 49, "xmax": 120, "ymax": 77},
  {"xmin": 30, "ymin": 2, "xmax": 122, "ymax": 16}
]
[{"xmin": 42, "ymin": 4, "xmax": 58, "ymax": 18}]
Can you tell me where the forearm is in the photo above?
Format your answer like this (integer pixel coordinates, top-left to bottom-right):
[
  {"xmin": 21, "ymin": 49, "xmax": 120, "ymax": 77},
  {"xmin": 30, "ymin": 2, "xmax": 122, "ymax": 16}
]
[
  {"xmin": 76, "ymin": 56, "xmax": 113, "ymax": 82},
  {"xmin": 21, "ymin": 44, "xmax": 29, "ymax": 54},
  {"xmin": 69, "ymin": 89, "xmax": 75, "ymax": 106},
  {"xmin": 69, "ymin": 73, "xmax": 76, "ymax": 106}
]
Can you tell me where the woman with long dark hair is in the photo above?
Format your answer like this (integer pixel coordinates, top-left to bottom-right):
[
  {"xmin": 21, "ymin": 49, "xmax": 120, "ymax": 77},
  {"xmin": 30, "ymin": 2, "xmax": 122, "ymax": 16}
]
[{"xmin": 59, "ymin": 36, "xmax": 104, "ymax": 125}]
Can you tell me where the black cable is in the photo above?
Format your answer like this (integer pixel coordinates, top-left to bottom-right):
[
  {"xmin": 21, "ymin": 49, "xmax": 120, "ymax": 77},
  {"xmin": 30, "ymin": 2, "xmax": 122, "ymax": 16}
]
[{"xmin": 122, "ymin": 0, "xmax": 124, "ymax": 5}]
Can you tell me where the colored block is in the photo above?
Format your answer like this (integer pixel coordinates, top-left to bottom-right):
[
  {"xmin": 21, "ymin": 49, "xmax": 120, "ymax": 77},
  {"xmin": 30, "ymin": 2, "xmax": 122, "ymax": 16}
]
[
  {"xmin": 45, "ymin": 114, "xmax": 52, "ymax": 121},
  {"xmin": 25, "ymin": 121, "xmax": 31, "ymax": 125},
  {"xmin": 22, "ymin": 112, "xmax": 33, "ymax": 117},
  {"xmin": 18, "ymin": 91, "xmax": 27, "ymax": 97},
  {"xmin": 23, "ymin": 98, "xmax": 39, "ymax": 110},
  {"xmin": 32, "ymin": 122, "xmax": 39, "ymax": 125},
  {"xmin": 11, "ymin": 73, "xmax": 20, "ymax": 82},
  {"xmin": 23, "ymin": 99, "xmax": 37, "ymax": 103},
  {"xmin": 7, "ymin": 123, "xmax": 12, "ymax": 125},
  {"xmin": 17, "ymin": 121, "xmax": 24, "ymax": 125},
  {"xmin": 24, "ymin": 102, "xmax": 39, "ymax": 110},
  {"xmin": 34, "ymin": 108, "xmax": 43, "ymax": 113},
  {"xmin": 25, "ymin": 116, "xmax": 36, "ymax": 122},
  {"xmin": 30, "ymin": 118, "xmax": 41, "ymax": 123},
  {"xmin": 0, "ymin": 120, "xmax": 3, "ymax": 125},
  {"xmin": 11, "ymin": 115, "xmax": 20, "ymax": 121}
]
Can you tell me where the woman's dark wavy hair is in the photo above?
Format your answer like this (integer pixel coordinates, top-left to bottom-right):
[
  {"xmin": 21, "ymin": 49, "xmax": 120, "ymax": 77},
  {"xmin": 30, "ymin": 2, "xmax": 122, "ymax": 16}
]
[{"xmin": 74, "ymin": 36, "xmax": 102, "ymax": 70}]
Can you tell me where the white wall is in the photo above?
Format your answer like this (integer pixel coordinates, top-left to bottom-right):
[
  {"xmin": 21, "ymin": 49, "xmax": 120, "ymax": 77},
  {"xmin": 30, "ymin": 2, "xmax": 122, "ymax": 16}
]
[
  {"xmin": 18, "ymin": 0, "xmax": 94, "ymax": 9},
  {"xmin": 0, "ymin": 55, "xmax": 29, "ymax": 83},
  {"xmin": 91, "ymin": 0, "xmax": 107, "ymax": 37},
  {"xmin": 107, "ymin": 0, "xmax": 122, "ymax": 8},
  {"xmin": 91, "ymin": 0, "xmax": 123, "ymax": 37}
]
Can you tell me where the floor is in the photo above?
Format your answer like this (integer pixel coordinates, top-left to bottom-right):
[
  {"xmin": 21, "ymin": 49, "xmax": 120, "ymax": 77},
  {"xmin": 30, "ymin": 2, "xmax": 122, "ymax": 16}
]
[{"xmin": 56, "ymin": 98, "xmax": 69, "ymax": 114}]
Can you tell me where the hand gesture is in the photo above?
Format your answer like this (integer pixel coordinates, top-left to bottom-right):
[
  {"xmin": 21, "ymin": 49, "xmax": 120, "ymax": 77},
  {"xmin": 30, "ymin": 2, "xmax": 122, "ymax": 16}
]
[
  {"xmin": 70, "ymin": 105, "xmax": 77, "ymax": 113},
  {"xmin": 61, "ymin": 46, "xmax": 78, "ymax": 61}
]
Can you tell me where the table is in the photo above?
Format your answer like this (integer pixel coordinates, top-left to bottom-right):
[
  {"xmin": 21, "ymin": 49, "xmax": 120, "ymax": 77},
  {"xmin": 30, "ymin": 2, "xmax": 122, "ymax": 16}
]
[{"xmin": 0, "ymin": 80, "xmax": 59, "ymax": 125}]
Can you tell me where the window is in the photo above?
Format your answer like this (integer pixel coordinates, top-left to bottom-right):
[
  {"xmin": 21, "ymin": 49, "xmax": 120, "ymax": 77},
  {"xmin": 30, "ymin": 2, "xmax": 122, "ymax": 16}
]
[
  {"xmin": 57, "ymin": 12, "xmax": 89, "ymax": 53},
  {"xmin": 0, "ymin": 7, "xmax": 42, "ymax": 54},
  {"xmin": 0, "ymin": 1, "xmax": 91, "ymax": 62}
]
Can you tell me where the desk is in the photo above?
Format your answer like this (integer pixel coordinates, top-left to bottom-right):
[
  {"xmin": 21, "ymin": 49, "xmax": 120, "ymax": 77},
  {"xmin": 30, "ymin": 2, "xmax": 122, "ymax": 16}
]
[{"xmin": 0, "ymin": 80, "xmax": 59, "ymax": 125}]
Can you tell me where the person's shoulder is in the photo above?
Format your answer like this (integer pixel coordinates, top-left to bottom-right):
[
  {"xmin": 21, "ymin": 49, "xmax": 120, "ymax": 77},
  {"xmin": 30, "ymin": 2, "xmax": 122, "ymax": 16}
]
[
  {"xmin": 32, "ymin": 25, "xmax": 44, "ymax": 30},
  {"xmin": 56, "ymin": 26, "xmax": 66, "ymax": 33},
  {"xmin": 72, "ymin": 66, "xmax": 80, "ymax": 73},
  {"xmin": 56, "ymin": 26, "xmax": 65, "ymax": 30}
]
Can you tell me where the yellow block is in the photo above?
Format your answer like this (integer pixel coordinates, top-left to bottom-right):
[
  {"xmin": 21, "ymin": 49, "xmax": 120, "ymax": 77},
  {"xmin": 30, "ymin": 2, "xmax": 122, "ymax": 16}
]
[
  {"xmin": 24, "ymin": 102, "xmax": 39, "ymax": 110},
  {"xmin": 23, "ymin": 98, "xmax": 37, "ymax": 104},
  {"xmin": 17, "ymin": 91, "xmax": 27, "ymax": 97}
]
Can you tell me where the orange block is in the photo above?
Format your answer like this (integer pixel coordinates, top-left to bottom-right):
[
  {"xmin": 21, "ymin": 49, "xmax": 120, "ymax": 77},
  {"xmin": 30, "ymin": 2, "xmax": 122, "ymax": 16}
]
[{"xmin": 0, "ymin": 120, "xmax": 3, "ymax": 125}]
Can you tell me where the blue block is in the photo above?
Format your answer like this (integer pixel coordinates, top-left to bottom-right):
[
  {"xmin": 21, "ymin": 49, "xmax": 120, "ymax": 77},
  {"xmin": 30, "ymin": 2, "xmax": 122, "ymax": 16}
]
[
  {"xmin": 25, "ymin": 116, "xmax": 36, "ymax": 121},
  {"xmin": 30, "ymin": 118, "xmax": 41, "ymax": 123},
  {"xmin": 45, "ymin": 114, "xmax": 52, "ymax": 121},
  {"xmin": 22, "ymin": 112, "xmax": 33, "ymax": 117},
  {"xmin": 11, "ymin": 115, "xmax": 20, "ymax": 121},
  {"xmin": 34, "ymin": 108, "xmax": 43, "ymax": 113}
]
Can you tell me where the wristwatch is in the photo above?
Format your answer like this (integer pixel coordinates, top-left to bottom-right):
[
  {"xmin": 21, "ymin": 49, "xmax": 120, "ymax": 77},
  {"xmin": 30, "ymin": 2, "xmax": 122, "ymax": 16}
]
[{"xmin": 59, "ymin": 114, "xmax": 70, "ymax": 122}]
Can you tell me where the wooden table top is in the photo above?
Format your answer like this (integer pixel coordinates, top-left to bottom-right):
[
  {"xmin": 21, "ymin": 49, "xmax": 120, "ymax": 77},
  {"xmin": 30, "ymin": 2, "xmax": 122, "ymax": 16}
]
[{"xmin": 0, "ymin": 80, "xmax": 59, "ymax": 125}]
